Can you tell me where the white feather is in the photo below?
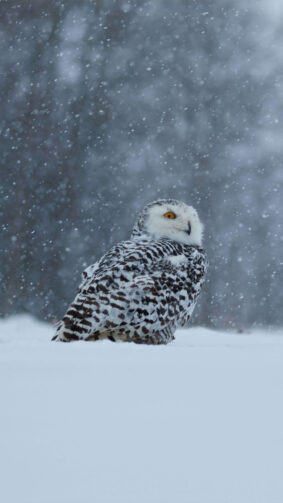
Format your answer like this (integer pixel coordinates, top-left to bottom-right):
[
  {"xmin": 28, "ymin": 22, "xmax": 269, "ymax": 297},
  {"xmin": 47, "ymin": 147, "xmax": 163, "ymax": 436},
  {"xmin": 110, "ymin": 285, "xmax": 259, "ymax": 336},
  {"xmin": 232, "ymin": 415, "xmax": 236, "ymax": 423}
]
[
  {"xmin": 145, "ymin": 202, "xmax": 203, "ymax": 246},
  {"xmin": 168, "ymin": 254, "xmax": 188, "ymax": 266}
]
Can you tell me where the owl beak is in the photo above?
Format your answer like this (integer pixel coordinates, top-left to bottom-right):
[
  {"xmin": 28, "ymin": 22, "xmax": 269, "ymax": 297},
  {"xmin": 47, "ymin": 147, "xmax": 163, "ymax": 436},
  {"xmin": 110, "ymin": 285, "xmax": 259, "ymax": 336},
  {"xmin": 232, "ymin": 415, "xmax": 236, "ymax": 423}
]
[{"xmin": 186, "ymin": 222, "xmax": 191, "ymax": 235}]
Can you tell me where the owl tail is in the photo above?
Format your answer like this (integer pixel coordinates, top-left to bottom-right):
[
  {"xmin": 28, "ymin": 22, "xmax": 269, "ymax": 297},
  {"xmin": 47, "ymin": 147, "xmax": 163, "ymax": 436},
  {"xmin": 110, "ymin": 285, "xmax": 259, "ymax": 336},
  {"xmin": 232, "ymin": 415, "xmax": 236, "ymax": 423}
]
[
  {"xmin": 51, "ymin": 306, "xmax": 94, "ymax": 341},
  {"xmin": 52, "ymin": 320, "xmax": 69, "ymax": 342}
]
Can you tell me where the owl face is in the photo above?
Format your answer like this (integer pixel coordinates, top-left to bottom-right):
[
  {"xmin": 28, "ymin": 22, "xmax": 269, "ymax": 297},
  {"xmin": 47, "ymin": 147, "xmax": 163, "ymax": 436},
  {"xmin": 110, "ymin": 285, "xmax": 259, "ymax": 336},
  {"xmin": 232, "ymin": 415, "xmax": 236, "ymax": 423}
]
[{"xmin": 140, "ymin": 200, "xmax": 203, "ymax": 246}]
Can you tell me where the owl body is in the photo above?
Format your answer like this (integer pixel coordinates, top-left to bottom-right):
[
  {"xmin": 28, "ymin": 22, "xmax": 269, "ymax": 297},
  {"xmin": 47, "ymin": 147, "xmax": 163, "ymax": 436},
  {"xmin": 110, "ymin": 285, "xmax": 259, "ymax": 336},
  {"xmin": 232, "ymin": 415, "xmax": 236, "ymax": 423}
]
[{"xmin": 53, "ymin": 200, "xmax": 207, "ymax": 344}]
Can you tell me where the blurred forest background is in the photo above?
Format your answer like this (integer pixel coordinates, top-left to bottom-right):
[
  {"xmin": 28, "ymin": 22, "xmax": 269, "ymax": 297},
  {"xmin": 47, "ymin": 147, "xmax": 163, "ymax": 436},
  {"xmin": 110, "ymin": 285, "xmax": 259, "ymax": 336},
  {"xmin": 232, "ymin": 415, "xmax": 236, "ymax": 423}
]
[{"xmin": 1, "ymin": 0, "xmax": 283, "ymax": 329}]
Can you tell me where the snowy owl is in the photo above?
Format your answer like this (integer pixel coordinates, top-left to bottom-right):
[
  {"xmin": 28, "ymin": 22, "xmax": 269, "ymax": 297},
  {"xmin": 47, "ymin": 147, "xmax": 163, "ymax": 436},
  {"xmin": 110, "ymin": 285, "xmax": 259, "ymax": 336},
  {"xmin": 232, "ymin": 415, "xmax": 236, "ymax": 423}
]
[{"xmin": 52, "ymin": 199, "xmax": 207, "ymax": 344}]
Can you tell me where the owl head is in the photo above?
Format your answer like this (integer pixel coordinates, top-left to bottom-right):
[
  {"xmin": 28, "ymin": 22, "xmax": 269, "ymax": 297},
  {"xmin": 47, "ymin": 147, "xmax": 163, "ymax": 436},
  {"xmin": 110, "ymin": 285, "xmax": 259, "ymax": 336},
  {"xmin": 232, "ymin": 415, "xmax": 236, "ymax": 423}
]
[{"xmin": 131, "ymin": 199, "xmax": 203, "ymax": 246}]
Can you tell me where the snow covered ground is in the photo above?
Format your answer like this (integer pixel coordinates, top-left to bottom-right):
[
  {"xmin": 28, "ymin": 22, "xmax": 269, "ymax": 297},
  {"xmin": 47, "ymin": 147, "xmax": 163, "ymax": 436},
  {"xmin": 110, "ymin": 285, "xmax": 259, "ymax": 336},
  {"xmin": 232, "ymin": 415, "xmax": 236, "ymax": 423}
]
[{"xmin": 0, "ymin": 316, "xmax": 283, "ymax": 503}]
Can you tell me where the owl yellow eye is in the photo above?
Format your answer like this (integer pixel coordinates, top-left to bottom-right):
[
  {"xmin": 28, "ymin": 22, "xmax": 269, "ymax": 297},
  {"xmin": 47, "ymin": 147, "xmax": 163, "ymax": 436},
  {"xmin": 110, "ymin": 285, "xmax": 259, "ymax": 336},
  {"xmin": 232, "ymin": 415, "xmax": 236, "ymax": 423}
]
[{"xmin": 164, "ymin": 211, "xmax": 176, "ymax": 219}]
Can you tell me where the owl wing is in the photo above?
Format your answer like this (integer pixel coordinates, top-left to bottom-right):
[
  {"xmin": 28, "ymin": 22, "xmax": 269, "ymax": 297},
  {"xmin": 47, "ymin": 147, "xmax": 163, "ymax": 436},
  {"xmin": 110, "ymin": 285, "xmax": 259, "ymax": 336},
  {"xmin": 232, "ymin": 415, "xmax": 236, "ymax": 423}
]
[
  {"xmin": 53, "ymin": 242, "xmax": 166, "ymax": 341},
  {"xmin": 77, "ymin": 241, "xmax": 132, "ymax": 293},
  {"xmin": 78, "ymin": 240, "xmax": 158, "ymax": 295}
]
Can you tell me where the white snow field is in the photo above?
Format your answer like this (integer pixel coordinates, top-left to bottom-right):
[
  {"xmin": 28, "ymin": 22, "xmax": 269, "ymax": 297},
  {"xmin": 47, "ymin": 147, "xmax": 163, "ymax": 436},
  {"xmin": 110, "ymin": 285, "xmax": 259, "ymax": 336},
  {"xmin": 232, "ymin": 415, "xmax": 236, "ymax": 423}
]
[{"xmin": 0, "ymin": 316, "xmax": 283, "ymax": 503}]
